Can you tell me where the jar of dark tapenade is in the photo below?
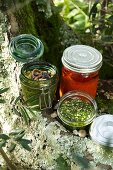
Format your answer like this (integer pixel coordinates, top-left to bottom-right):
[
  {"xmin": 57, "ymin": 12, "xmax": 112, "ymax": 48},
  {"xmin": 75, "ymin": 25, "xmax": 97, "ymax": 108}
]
[
  {"xmin": 9, "ymin": 34, "xmax": 58, "ymax": 110},
  {"xmin": 19, "ymin": 61, "xmax": 58, "ymax": 110}
]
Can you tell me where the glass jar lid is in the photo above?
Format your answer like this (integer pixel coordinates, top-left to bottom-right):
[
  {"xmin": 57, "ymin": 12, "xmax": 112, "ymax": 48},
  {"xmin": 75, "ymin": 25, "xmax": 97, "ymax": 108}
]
[
  {"xmin": 62, "ymin": 45, "xmax": 102, "ymax": 73},
  {"xmin": 9, "ymin": 34, "xmax": 44, "ymax": 62},
  {"xmin": 90, "ymin": 114, "xmax": 113, "ymax": 147}
]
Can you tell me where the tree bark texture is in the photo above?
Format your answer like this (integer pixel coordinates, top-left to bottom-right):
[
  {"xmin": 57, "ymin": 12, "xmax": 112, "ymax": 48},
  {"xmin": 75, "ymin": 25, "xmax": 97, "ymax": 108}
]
[{"xmin": 1, "ymin": 0, "xmax": 73, "ymax": 71}]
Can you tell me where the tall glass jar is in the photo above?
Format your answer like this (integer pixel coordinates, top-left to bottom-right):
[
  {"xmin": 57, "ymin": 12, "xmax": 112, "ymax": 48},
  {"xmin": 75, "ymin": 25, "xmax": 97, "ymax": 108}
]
[
  {"xmin": 20, "ymin": 61, "xmax": 58, "ymax": 110},
  {"xmin": 9, "ymin": 34, "xmax": 58, "ymax": 110},
  {"xmin": 59, "ymin": 45, "xmax": 102, "ymax": 98}
]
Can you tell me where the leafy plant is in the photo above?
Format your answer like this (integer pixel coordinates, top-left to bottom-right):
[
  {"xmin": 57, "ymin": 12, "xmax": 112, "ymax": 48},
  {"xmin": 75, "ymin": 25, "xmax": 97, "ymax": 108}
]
[
  {"xmin": 0, "ymin": 129, "xmax": 32, "ymax": 170},
  {"xmin": 55, "ymin": 0, "xmax": 113, "ymax": 42},
  {"xmin": 0, "ymin": 129, "xmax": 32, "ymax": 152},
  {"xmin": 57, "ymin": 0, "xmax": 90, "ymax": 31},
  {"xmin": 56, "ymin": 155, "xmax": 71, "ymax": 170},
  {"xmin": 54, "ymin": 0, "xmax": 113, "ymax": 79},
  {"xmin": 89, "ymin": 0, "xmax": 113, "ymax": 44},
  {"xmin": 71, "ymin": 152, "xmax": 89, "ymax": 169},
  {"xmin": 13, "ymin": 96, "xmax": 37, "ymax": 125}
]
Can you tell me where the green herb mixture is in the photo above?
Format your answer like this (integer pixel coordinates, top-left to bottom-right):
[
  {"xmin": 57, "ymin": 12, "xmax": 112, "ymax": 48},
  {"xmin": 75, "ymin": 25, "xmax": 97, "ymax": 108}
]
[{"xmin": 59, "ymin": 98, "xmax": 94, "ymax": 127}]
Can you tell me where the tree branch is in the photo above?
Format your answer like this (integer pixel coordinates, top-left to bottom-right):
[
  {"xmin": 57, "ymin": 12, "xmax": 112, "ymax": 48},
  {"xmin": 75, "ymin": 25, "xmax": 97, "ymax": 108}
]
[{"xmin": 0, "ymin": 148, "xmax": 17, "ymax": 170}]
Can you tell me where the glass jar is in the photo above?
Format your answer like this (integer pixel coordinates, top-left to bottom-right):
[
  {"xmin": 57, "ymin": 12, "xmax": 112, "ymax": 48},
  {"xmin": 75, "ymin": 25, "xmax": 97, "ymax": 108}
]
[
  {"xmin": 9, "ymin": 34, "xmax": 44, "ymax": 62},
  {"xmin": 59, "ymin": 45, "xmax": 102, "ymax": 98},
  {"xmin": 9, "ymin": 34, "xmax": 58, "ymax": 110},
  {"xmin": 20, "ymin": 61, "xmax": 58, "ymax": 110},
  {"xmin": 57, "ymin": 91, "xmax": 97, "ymax": 128}
]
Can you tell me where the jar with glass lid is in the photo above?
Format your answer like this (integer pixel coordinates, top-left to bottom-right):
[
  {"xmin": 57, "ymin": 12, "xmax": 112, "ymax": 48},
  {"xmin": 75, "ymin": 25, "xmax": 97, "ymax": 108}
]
[
  {"xmin": 9, "ymin": 34, "xmax": 58, "ymax": 110},
  {"xmin": 59, "ymin": 45, "xmax": 102, "ymax": 98}
]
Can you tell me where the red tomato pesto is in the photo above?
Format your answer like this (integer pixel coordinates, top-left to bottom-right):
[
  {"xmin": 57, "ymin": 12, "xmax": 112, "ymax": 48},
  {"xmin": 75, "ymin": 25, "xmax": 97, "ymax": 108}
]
[{"xmin": 59, "ymin": 66, "xmax": 99, "ymax": 98}]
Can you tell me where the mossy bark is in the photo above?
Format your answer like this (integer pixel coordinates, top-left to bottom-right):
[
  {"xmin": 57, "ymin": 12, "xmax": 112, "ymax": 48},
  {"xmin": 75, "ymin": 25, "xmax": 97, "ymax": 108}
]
[{"xmin": 1, "ymin": 0, "xmax": 67, "ymax": 71}]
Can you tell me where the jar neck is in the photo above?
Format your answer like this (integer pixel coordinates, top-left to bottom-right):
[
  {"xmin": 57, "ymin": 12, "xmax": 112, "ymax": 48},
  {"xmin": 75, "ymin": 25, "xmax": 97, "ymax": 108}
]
[
  {"xmin": 62, "ymin": 64, "xmax": 101, "ymax": 74},
  {"xmin": 62, "ymin": 66, "xmax": 99, "ymax": 75},
  {"xmin": 9, "ymin": 34, "xmax": 44, "ymax": 62}
]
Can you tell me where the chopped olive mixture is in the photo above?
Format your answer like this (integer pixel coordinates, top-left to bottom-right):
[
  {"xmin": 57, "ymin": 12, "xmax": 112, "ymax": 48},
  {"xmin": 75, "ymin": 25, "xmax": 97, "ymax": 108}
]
[{"xmin": 25, "ymin": 69, "xmax": 55, "ymax": 80}]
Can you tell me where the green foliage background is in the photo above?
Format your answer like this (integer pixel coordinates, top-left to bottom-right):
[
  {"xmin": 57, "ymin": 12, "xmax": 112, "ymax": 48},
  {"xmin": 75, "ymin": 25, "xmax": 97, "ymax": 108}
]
[{"xmin": 54, "ymin": 0, "xmax": 113, "ymax": 79}]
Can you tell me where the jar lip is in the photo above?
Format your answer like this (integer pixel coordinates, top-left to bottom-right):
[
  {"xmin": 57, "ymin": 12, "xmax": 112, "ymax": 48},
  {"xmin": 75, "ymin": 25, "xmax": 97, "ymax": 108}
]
[
  {"xmin": 62, "ymin": 45, "xmax": 102, "ymax": 73},
  {"xmin": 57, "ymin": 90, "xmax": 97, "ymax": 127},
  {"xmin": 9, "ymin": 34, "xmax": 44, "ymax": 62},
  {"xmin": 20, "ymin": 61, "xmax": 58, "ymax": 83}
]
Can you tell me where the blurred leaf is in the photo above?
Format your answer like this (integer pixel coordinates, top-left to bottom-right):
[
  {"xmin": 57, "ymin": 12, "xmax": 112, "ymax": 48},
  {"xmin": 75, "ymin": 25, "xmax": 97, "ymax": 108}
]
[
  {"xmin": 20, "ymin": 106, "xmax": 30, "ymax": 125},
  {"xmin": 0, "ymin": 99, "xmax": 5, "ymax": 103},
  {"xmin": 14, "ymin": 96, "xmax": 21, "ymax": 104},
  {"xmin": 0, "ymin": 140, "xmax": 6, "ymax": 148},
  {"xmin": 25, "ymin": 95, "xmax": 39, "ymax": 106},
  {"xmin": 20, "ymin": 138, "xmax": 32, "ymax": 145},
  {"xmin": 0, "ymin": 134, "xmax": 10, "ymax": 140},
  {"xmin": 67, "ymin": 9, "xmax": 78, "ymax": 18},
  {"xmin": 89, "ymin": 2, "xmax": 98, "ymax": 19},
  {"xmin": 72, "ymin": 153, "xmax": 89, "ymax": 169},
  {"xmin": 13, "ymin": 105, "xmax": 21, "ymax": 116},
  {"xmin": 14, "ymin": 132, "xmax": 25, "ymax": 141},
  {"xmin": 0, "ymin": 88, "xmax": 9, "ymax": 94},
  {"xmin": 8, "ymin": 143, "xmax": 16, "ymax": 152},
  {"xmin": 9, "ymin": 129, "xmax": 25, "ymax": 136},
  {"xmin": 56, "ymin": 155, "xmax": 71, "ymax": 170},
  {"xmin": 74, "ymin": 13, "xmax": 85, "ymax": 20},
  {"xmin": 19, "ymin": 140, "xmax": 31, "ymax": 151},
  {"xmin": 71, "ymin": 0, "xmax": 88, "ymax": 9},
  {"xmin": 107, "ymin": 15, "xmax": 113, "ymax": 23},
  {"xmin": 72, "ymin": 20, "xmax": 85, "ymax": 30},
  {"xmin": 26, "ymin": 107, "xmax": 37, "ymax": 118}
]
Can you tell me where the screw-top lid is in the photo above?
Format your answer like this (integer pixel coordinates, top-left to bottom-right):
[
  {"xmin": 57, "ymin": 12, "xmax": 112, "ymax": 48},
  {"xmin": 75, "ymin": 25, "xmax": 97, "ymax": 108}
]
[
  {"xmin": 62, "ymin": 45, "xmax": 102, "ymax": 73},
  {"xmin": 90, "ymin": 114, "xmax": 113, "ymax": 147},
  {"xmin": 9, "ymin": 34, "xmax": 44, "ymax": 63}
]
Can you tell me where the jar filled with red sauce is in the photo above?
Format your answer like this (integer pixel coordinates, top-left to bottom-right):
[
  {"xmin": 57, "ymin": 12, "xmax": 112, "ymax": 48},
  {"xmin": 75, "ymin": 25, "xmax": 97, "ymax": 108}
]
[{"xmin": 59, "ymin": 45, "xmax": 102, "ymax": 98}]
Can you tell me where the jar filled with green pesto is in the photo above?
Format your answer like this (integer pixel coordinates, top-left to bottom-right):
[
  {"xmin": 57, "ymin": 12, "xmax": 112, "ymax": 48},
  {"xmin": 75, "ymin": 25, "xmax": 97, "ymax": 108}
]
[
  {"xmin": 57, "ymin": 91, "xmax": 97, "ymax": 128},
  {"xmin": 20, "ymin": 61, "xmax": 58, "ymax": 110}
]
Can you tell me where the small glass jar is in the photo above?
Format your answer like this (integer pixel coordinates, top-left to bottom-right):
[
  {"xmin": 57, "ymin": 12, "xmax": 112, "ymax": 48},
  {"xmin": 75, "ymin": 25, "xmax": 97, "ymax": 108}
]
[
  {"xmin": 57, "ymin": 91, "xmax": 97, "ymax": 128},
  {"xmin": 59, "ymin": 45, "xmax": 102, "ymax": 98},
  {"xmin": 9, "ymin": 34, "xmax": 44, "ymax": 62},
  {"xmin": 20, "ymin": 61, "xmax": 58, "ymax": 110}
]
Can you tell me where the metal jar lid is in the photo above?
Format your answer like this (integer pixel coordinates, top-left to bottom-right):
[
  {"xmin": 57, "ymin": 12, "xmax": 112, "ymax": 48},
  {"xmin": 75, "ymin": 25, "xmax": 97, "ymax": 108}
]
[
  {"xmin": 90, "ymin": 114, "xmax": 113, "ymax": 147},
  {"xmin": 62, "ymin": 45, "xmax": 102, "ymax": 73}
]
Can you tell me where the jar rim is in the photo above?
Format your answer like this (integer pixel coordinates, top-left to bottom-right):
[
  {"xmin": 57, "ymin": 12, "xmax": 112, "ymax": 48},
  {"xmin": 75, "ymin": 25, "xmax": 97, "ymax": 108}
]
[
  {"xmin": 62, "ymin": 45, "xmax": 102, "ymax": 73},
  {"xmin": 20, "ymin": 61, "xmax": 58, "ymax": 86},
  {"xmin": 57, "ymin": 90, "xmax": 97, "ymax": 127},
  {"xmin": 9, "ymin": 34, "xmax": 44, "ymax": 62}
]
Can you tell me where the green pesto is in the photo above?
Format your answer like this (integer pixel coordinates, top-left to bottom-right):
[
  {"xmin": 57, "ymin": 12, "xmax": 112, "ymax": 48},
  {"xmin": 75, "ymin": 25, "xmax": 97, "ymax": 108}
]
[{"xmin": 59, "ymin": 99, "xmax": 94, "ymax": 127}]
